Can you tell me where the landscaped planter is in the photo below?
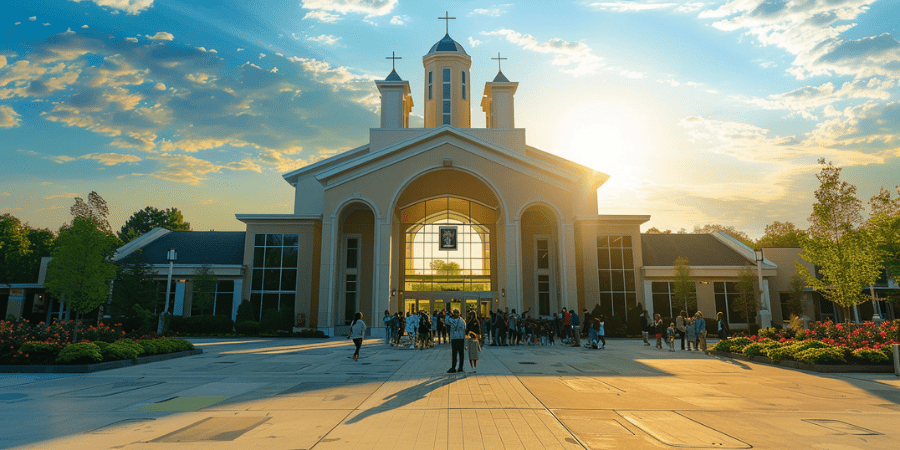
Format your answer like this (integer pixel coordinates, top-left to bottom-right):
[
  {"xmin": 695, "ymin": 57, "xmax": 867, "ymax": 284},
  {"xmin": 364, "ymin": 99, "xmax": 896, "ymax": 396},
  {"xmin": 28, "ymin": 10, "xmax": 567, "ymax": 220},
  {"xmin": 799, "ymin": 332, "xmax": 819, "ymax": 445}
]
[
  {"xmin": 708, "ymin": 350, "xmax": 894, "ymax": 373},
  {"xmin": 0, "ymin": 348, "xmax": 203, "ymax": 373}
]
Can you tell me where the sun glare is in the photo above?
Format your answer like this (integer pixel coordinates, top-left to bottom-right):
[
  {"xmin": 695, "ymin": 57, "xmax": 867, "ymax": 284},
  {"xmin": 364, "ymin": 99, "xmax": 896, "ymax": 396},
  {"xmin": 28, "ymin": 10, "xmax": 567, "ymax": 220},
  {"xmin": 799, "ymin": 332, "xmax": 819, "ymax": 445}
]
[{"xmin": 554, "ymin": 104, "xmax": 650, "ymax": 174}]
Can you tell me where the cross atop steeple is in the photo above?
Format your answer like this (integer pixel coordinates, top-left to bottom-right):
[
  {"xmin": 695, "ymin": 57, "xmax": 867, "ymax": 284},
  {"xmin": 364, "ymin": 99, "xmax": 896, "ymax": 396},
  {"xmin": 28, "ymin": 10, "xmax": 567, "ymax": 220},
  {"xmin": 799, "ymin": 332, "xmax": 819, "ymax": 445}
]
[
  {"xmin": 492, "ymin": 52, "xmax": 507, "ymax": 72},
  {"xmin": 386, "ymin": 51, "xmax": 401, "ymax": 70},
  {"xmin": 438, "ymin": 11, "xmax": 456, "ymax": 35}
]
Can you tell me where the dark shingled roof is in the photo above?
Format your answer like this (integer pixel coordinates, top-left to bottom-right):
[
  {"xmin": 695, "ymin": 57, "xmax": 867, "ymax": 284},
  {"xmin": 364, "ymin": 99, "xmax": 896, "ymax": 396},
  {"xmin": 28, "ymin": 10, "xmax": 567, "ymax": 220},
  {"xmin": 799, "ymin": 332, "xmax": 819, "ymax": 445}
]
[
  {"xmin": 492, "ymin": 71, "xmax": 510, "ymax": 82},
  {"xmin": 385, "ymin": 69, "xmax": 402, "ymax": 81},
  {"xmin": 123, "ymin": 231, "xmax": 245, "ymax": 265},
  {"xmin": 427, "ymin": 34, "xmax": 468, "ymax": 55},
  {"xmin": 641, "ymin": 234, "xmax": 753, "ymax": 267}
]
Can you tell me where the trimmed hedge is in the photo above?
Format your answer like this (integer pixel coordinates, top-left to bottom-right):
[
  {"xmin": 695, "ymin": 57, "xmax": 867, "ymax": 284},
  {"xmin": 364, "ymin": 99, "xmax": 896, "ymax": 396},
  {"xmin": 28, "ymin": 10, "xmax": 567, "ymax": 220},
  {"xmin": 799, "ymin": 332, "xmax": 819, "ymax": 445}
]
[
  {"xmin": 235, "ymin": 321, "xmax": 260, "ymax": 335},
  {"xmin": 168, "ymin": 315, "xmax": 234, "ymax": 335},
  {"xmin": 56, "ymin": 342, "xmax": 102, "ymax": 364}
]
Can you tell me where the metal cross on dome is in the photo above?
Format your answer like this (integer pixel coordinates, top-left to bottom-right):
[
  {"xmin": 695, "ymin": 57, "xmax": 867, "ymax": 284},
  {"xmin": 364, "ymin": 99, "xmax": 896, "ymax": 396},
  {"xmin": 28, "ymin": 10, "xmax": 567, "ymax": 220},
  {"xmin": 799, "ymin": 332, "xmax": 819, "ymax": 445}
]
[
  {"xmin": 492, "ymin": 52, "xmax": 507, "ymax": 72},
  {"xmin": 438, "ymin": 11, "xmax": 456, "ymax": 34},
  {"xmin": 386, "ymin": 51, "xmax": 401, "ymax": 70}
]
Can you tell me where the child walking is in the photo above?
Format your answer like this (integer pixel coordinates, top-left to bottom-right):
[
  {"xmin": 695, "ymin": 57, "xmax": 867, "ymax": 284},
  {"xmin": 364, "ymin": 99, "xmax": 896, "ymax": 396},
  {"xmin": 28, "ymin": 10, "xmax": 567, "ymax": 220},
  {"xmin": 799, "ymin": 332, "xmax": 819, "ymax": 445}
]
[
  {"xmin": 666, "ymin": 322, "xmax": 676, "ymax": 352},
  {"xmin": 467, "ymin": 331, "xmax": 481, "ymax": 373}
]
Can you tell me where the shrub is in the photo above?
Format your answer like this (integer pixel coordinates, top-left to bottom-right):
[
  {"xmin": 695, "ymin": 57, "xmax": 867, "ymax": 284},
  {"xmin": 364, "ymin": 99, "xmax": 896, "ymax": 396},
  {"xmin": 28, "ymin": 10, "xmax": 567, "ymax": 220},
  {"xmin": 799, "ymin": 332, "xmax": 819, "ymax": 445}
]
[
  {"xmin": 166, "ymin": 338, "xmax": 194, "ymax": 352},
  {"xmin": 713, "ymin": 336, "xmax": 752, "ymax": 353},
  {"xmin": 742, "ymin": 340, "xmax": 779, "ymax": 358},
  {"xmin": 235, "ymin": 300, "xmax": 254, "ymax": 323},
  {"xmin": 852, "ymin": 348, "xmax": 890, "ymax": 364},
  {"xmin": 18, "ymin": 342, "xmax": 62, "ymax": 365},
  {"xmin": 138, "ymin": 339, "xmax": 162, "ymax": 355},
  {"xmin": 168, "ymin": 315, "xmax": 234, "ymax": 335},
  {"xmin": 235, "ymin": 321, "xmax": 260, "ymax": 335},
  {"xmin": 80, "ymin": 323, "xmax": 126, "ymax": 343},
  {"xmin": 794, "ymin": 347, "xmax": 847, "ymax": 365},
  {"xmin": 259, "ymin": 309, "xmax": 282, "ymax": 334},
  {"xmin": 103, "ymin": 341, "xmax": 141, "ymax": 361},
  {"xmin": 296, "ymin": 328, "xmax": 328, "ymax": 338},
  {"xmin": 767, "ymin": 340, "xmax": 831, "ymax": 363},
  {"xmin": 56, "ymin": 342, "xmax": 103, "ymax": 364}
]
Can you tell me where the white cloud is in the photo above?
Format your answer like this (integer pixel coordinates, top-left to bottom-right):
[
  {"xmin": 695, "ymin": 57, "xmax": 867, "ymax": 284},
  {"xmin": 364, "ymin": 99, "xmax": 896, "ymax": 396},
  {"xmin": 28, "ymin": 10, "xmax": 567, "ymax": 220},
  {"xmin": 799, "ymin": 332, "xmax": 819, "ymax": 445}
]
[
  {"xmin": 236, "ymin": 48, "xmax": 245, "ymax": 52},
  {"xmin": 43, "ymin": 23, "xmax": 50, "ymax": 26},
  {"xmin": 125, "ymin": 36, "xmax": 138, "ymax": 43},
  {"xmin": 81, "ymin": 25, "xmax": 89, "ymax": 29},
  {"xmin": 28, "ymin": 16, "xmax": 36, "ymax": 21},
  {"xmin": 80, "ymin": 152, "xmax": 142, "ymax": 165},
  {"xmin": 303, "ymin": 10, "xmax": 341, "ymax": 23},
  {"xmin": 468, "ymin": 37, "xmax": 482, "ymax": 47},
  {"xmin": 481, "ymin": 29, "xmax": 604, "ymax": 76},
  {"xmin": 699, "ymin": 0, "xmax": 887, "ymax": 80},
  {"xmin": 676, "ymin": 2, "xmax": 705, "ymax": 12},
  {"xmin": 0, "ymin": 192, "xmax": 10, "ymax": 196},
  {"xmin": 259, "ymin": 53, "xmax": 266, "ymax": 59},
  {"xmin": 301, "ymin": 0, "xmax": 397, "ymax": 16},
  {"xmin": 44, "ymin": 192, "xmax": 79, "ymax": 200},
  {"xmin": 146, "ymin": 31, "xmax": 174, "ymax": 41},
  {"xmin": 307, "ymin": 34, "xmax": 342, "ymax": 46},
  {"xmin": 0, "ymin": 105, "xmax": 22, "ymax": 128},
  {"xmin": 471, "ymin": 5, "xmax": 510, "ymax": 16},
  {"xmin": 587, "ymin": 1, "xmax": 676, "ymax": 12},
  {"xmin": 389, "ymin": 15, "xmax": 408, "ymax": 25},
  {"xmin": 68, "ymin": 0, "xmax": 155, "ymax": 15},
  {"xmin": 620, "ymin": 70, "xmax": 646, "ymax": 79},
  {"xmin": 746, "ymin": 78, "xmax": 895, "ymax": 119}
]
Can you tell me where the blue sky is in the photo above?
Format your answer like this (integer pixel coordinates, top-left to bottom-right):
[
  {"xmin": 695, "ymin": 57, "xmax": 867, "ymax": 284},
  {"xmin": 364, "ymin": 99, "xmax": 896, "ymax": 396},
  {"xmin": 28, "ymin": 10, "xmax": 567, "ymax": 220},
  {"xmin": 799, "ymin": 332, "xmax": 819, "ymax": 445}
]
[{"xmin": 1, "ymin": 0, "xmax": 899, "ymax": 238}]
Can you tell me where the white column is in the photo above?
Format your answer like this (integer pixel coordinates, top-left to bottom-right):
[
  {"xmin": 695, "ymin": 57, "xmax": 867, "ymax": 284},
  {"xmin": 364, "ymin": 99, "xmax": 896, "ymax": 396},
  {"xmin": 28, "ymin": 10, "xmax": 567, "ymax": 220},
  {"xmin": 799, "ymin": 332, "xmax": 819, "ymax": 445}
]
[
  {"xmin": 559, "ymin": 222, "xmax": 578, "ymax": 313},
  {"xmin": 505, "ymin": 221, "xmax": 521, "ymax": 312},
  {"xmin": 173, "ymin": 281, "xmax": 186, "ymax": 315},
  {"xmin": 318, "ymin": 215, "xmax": 337, "ymax": 331},
  {"xmin": 231, "ymin": 278, "xmax": 243, "ymax": 322},
  {"xmin": 374, "ymin": 218, "xmax": 392, "ymax": 336},
  {"xmin": 643, "ymin": 280, "xmax": 654, "ymax": 318}
]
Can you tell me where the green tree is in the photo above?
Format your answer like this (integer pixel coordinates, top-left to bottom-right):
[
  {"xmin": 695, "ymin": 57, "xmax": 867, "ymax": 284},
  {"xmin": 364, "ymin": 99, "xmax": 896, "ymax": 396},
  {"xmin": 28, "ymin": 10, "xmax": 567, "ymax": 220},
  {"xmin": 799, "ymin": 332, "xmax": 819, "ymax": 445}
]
[
  {"xmin": 867, "ymin": 187, "xmax": 900, "ymax": 283},
  {"xmin": 692, "ymin": 224, "xmax": 755, "ymax": 248},
  {"xmin": 0, "ymin": 214, "xmax": 32, "ymax": 283},
  {"xmin": 787, "ymin": 268, "xmax": 807, "ymax": 318},
  {"xmin": 70, "ymin": 191, "xmax": 112, "ymax": 235},
  {"xmin": 191, "ymin": 264, "xmax": 217, "ymax": 316},
  {"xmin": 757, "ymin": 221, "xmax": 802, "ymax": 248},
  {"xmin": 118, "ymin": 206, "xmax": 191, "ymax": 243},
  {"xmin": 44, "ymin": 217, "xmax": 119, "ymax": 342},
  {"xmin": 110, "ymin": 250, "xmax": 158, "ymax": 332},
  {"xmin": 672, "ymin": 256, "xmax": 696, "ymax": 313},
  {"xmin": 732, "ymin": 267, "xmax": 758, "ymax": 328},
  {"xmin": 429, "ymin": 260, "xmax": 461, "ymax": 275},
  {"xmin": 868, "ymin": 187, "xmax": 900, "ymax": 220},
  {"xmin": 798, "ymin": 160, "xmax": 883, "ymax": 321},
  {"xmin": 0, "ymin": 214, "xmax": 55, "ymax": 284}
]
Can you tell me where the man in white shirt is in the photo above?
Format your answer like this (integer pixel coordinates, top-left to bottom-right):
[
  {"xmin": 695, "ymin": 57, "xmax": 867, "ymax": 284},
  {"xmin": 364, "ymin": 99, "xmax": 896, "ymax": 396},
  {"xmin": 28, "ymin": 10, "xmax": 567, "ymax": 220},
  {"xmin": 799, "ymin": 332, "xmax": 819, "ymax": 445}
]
[{"xmin": 446, "ymin": 309, "xmax": 466, "ymax": 373}]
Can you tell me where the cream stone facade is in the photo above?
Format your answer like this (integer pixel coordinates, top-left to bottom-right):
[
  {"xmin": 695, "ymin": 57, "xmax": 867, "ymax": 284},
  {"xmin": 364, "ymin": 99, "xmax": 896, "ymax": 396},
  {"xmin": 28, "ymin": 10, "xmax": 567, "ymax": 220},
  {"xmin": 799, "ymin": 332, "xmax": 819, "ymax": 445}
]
[{"xmin": 16, "ymin": 29, "xmax": 894, "ymax": 331}]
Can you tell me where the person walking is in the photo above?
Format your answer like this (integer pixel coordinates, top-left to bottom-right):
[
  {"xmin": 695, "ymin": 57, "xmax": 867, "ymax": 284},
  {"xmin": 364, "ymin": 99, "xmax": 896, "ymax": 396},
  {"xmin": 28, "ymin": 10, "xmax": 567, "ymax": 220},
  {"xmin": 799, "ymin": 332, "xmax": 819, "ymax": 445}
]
[
  {"xmin": 666, "ymin": 322, "xmax": 676, "ymax": 352},
  {"xmin": 570, "ymin": 309, "xmax": 581, "ymax": 347},
  {"xmin": 582, "ymin": 308, "xmax": 591, "ymax": 339},
  {"xmin": 676, "ymin": 311, "xmax": 687, "ymax": 350},
  {"xmin": 406, "ymin": 311, "xmax": 419, "ymax": 348},
  {"xmin": 446, "ymin": 309, "xmax": 466, "ymax": 373},
  {"xmin": 653, "ymin": 314, "xmax": 664, "ymax": 349},
  {"xmin": 685, "ymin": 313, "xmax": 696, "ymax": 351},
  {"xmin": 418, "ymin": 311, "xmax": 431, "ymax": 350},
  {"xmin": 467, "ymin": 331, "xmax": 481, "ymax": 373},
  {"xmin": 641, "ymin": 310, "xmax": 651, "ymax": 346},
  {"xmin": 383, "ymin": 310, "xmax": 392, "ymax": 345},
  {"xmin": 597, "ymin": 315, "xmax": 606, "ymax": 349},
  {"xmin": 695, "ymin": 312, "xmax": 707, "ymax": 351},
  {"xmin": 589, "ymin": 318, "xmax": 600, "ymax": 349},
  {"xmin": 716, "ymin": 311, "xmax": 729, "ymax": 341},
  {"xmin": 347, "ymin": 312, "xmax": 366, "ymax": 361}
]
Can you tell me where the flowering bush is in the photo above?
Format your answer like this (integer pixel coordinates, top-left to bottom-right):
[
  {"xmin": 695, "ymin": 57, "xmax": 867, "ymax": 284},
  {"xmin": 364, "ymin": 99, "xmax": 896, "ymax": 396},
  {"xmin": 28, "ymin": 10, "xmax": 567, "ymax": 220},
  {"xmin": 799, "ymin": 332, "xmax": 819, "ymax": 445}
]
[
  {"xmin": 56, "ymin": 342, "xmax": 102, "ymax": 364},
  {"xmin": 714, "ymin": 319, "xmax": 899, "ymax": 366}
]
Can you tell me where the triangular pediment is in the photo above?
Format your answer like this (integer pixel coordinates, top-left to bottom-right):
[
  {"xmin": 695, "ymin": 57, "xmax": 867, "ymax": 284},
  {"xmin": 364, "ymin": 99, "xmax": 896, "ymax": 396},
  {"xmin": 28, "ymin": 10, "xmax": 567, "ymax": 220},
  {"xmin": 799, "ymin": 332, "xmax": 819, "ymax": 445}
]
[{"xmin": 283, "ymin": 126, "xmax": 608, "ymax": 191}]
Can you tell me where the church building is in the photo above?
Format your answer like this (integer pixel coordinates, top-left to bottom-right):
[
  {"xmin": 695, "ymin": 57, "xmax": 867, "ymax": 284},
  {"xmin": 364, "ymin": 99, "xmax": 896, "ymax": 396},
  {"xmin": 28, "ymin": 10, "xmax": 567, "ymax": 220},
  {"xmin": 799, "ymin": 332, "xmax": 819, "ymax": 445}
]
[{"xmin": 32, "ymin": 27, "xmax": 890, "ymax": 335}]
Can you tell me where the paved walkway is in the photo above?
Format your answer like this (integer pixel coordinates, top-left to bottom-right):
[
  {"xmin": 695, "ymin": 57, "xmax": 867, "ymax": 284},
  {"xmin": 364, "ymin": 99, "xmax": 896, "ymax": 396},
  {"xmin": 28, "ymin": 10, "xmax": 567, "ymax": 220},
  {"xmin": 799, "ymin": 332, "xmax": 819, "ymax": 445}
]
[{"xmin": 1, "ymin": 337, "xmax": 899, "ymax": 449}]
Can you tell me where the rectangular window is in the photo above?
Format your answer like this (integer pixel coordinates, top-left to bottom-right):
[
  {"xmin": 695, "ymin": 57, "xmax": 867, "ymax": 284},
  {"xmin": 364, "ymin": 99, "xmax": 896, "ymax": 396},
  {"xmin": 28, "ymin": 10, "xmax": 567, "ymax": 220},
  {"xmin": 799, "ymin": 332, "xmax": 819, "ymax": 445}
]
[
  {"xmin": 461, "ymin": 71, "xmax": 467, "ymax": 100},
  {"xmin": 714, "ymin": 281, "xmax": 744, "ymax": 323},
  {"xmin": 428, "ymin": 71, "xmax": 433, "ymax": 100},
  {"xmin": 597, "ymin": 235, "xmax": 637, "ymax": 322},
  {"xmin": 250, "ymin": 233, "xmax": 300, "ymax": 319},
  {"xmin": 536, "ymin": 239, "xmax": 549, "ymax": 269},
  {"xmin": 538, "ymin": 274, "xmax": 550, "ymax": 316},
  {"xmin": 442, "ymin": 68, "xmax": 450, "ymax": 82},
  {"xmin": 442, "ymin": 68, "xmax": 451, "ymax": 125}
]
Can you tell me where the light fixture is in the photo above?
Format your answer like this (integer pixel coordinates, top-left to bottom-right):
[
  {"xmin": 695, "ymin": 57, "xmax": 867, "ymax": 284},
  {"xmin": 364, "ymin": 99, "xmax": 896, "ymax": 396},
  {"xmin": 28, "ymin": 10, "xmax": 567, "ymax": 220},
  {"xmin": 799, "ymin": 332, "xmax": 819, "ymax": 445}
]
[
  {"xmin": 501, "ymin": 288, "xmax": 505, "ymax": 297},
  {"xmin": 754, "ymin": 248, "xmax": 763, "ymax": 263},
  {"xmin": 391, "ymin": 289, "xmax": 396, "ymax": 297}
]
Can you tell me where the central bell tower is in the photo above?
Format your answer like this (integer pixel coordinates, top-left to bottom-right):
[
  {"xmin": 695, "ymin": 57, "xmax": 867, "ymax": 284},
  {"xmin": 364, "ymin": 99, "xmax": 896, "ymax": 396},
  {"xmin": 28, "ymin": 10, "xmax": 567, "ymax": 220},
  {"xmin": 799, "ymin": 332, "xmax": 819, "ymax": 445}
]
[{"xmin": 423, "ymin": 32, "xmax": 471, "ymax": 128}]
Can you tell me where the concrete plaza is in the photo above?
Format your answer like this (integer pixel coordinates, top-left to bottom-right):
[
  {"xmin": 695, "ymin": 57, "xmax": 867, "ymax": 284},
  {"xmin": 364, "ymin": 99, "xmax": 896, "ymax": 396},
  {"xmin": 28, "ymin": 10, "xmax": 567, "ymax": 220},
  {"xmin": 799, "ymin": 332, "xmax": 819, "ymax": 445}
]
[{"xmin": 1, "ymin": 337, "xmax": 899, "ymax": 449}]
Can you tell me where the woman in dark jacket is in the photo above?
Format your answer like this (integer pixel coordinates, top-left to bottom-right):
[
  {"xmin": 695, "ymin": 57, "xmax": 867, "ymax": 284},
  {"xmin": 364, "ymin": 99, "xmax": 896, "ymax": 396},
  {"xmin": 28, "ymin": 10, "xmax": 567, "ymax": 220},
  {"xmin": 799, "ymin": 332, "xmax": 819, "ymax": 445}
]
[{"xmin": 466, "ymin": 311, "xmax": 481, "ymax": 338}]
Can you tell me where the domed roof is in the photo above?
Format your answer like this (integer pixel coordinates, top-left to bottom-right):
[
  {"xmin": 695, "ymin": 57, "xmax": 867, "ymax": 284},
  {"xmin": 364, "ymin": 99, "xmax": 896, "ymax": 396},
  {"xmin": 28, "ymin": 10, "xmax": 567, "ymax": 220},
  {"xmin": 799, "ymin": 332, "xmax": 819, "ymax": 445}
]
[{"xmin": 427, "ymin": 34, "xmax": 468, "ymax": 56}]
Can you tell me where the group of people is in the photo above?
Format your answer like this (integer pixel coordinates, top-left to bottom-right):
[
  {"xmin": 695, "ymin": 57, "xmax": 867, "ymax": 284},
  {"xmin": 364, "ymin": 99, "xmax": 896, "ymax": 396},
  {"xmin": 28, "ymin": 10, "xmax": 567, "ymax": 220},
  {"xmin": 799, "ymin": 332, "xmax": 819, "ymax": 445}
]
[{"xmin": 640, "ymin": 309, "xmax": 730, "ymax": 352}]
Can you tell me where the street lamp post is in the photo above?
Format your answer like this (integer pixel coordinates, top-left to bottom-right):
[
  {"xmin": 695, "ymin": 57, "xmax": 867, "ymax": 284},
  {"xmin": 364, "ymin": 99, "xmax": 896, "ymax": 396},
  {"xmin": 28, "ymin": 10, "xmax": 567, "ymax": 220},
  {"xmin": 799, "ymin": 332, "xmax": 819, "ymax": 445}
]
[
  {"xmin": 754, "ymin": 249, "xmax": 772, "ymax": 328},
  {"xmin": 870, "ymin": 285, "xmax": 883, "ymax": 324},
  {"xmin": 158, "ymin": 248, "xmax": 177, "ymax": 334}
]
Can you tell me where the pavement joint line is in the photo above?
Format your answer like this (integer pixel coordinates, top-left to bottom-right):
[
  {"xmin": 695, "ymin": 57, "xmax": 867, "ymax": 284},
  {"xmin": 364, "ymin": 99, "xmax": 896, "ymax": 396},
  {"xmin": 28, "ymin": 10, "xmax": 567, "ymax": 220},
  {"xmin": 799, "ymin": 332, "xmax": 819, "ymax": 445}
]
[{"xmin": 492, "ymin": 347, "xmax": 589, "ymax": 450}]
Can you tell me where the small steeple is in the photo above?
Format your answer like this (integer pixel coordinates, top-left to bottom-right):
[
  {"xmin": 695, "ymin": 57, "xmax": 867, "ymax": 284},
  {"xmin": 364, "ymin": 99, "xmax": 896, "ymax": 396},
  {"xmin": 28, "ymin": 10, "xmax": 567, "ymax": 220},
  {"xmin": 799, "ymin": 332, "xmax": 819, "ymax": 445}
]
[
  {"xmin": 376, "ymin": 52, "xmax": 413, "ymax": 128},
  {"xmin": 482, "ymin": 53, "xmax": 518, "ymax": 129}
]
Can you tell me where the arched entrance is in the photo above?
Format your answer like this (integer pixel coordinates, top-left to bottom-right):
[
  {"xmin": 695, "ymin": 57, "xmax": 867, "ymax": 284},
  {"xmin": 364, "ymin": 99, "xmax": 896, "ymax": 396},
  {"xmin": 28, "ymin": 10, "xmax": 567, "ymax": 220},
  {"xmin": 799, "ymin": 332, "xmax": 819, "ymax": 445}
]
[
  {"xmin": 520, "ymin": 204, "xmax": 560, "ymax": 317},
  {"xmin": 393, "ymin": 169, "xmax": 503, "ymax": 317},
  {"xmin": 335, "ymin": 202, "xmax": 376, "ymax": 326}
]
